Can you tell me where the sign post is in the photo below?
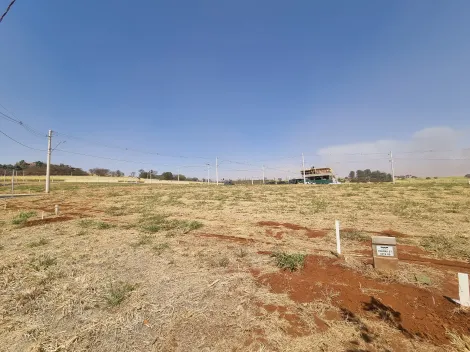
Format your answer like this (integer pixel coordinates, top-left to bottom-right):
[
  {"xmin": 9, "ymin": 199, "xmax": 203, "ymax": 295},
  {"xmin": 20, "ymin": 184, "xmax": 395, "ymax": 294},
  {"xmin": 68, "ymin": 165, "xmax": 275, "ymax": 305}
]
[
  {"xmin": 457, "ymin": 273, "xmax": 470, "ymax": 307},
  {"xmin": 372, "ymin": 236, "xmax": 398, "ymax": 271},
  {"xmin": 335, "ymin": 220, "xmax": 341, "ymax": 255}
]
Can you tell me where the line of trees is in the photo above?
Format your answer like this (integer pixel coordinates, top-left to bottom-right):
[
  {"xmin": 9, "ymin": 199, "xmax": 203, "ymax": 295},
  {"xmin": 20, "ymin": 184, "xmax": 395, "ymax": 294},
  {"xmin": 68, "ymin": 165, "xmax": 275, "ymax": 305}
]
[
  {"xmin": 89, "ymin": 168, "xmax": 124, "ymax": 177},
  {"xmin": 1, "ymin": 160, "xmax": 88, "ymax": 176},
  {"xmin": 137, "ymin": 169, "xmax": 198, "ymax": 181},
  {"xmin": 1, "ymin": 160, "xmax": 201, "ymax": 181},
  {"xmin": 347, "ymin": 169, "xmax": 393, "ymax": 183}
]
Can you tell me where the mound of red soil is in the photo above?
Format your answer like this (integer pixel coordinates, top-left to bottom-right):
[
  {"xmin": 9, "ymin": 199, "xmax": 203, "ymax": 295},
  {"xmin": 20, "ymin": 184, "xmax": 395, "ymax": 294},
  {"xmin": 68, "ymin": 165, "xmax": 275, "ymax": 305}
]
[
  {"xmin": 25, "ymin": 216, "xmax": 74, "ymax": 227},
  {"xmin": 257, "ymin": 221, "xmax": 327, "ymax": 238},
  {"xmin": 252, "ymin": 255, "xmax": 469, "ymax": 345}
]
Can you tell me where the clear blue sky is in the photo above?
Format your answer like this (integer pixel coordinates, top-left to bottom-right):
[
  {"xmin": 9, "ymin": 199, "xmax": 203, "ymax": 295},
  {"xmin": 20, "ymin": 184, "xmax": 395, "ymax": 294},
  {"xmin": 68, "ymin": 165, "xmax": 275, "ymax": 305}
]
[{"xmin": 1, "ymin": 0, "xmax": 469, "ymax": 178}]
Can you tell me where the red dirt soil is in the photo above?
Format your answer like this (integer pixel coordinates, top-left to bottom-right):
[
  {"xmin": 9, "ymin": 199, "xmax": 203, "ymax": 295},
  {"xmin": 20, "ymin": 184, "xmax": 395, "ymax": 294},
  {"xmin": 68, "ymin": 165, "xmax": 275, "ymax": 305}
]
[
  {"xmin": 257, "ymin": 221, "xmax": 327, "ymax": 238},
  {"xmin": 252, "ymin": 255, "xmax": 470, "ymax": 346},
  {"xmin": 25, "ymin": 216, "xmax": 74, "ymax": 227}
]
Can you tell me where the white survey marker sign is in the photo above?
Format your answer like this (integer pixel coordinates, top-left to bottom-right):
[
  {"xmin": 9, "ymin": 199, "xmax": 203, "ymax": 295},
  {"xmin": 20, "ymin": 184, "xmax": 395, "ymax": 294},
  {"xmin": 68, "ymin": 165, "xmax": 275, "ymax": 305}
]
[{"xmin": 376, "ymin": 245, "xmax": 394, "ymax": 257}]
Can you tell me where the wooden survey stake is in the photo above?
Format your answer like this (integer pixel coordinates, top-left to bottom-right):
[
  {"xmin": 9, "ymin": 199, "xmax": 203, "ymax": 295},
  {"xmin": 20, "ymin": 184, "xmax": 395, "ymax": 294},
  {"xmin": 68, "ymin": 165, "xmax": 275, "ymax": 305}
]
[{"xmin": 372, "ymin": 236, "xmax": 398, "ymax": 271}]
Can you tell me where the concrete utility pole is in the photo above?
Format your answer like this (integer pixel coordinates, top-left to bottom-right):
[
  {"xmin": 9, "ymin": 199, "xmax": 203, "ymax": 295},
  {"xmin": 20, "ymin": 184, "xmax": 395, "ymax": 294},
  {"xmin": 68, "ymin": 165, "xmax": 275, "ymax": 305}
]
[
  {"xmin": 389, "ymin": 151, "xmax": 395, "ymax": 184},
  {"xmin": 262, "ymin": 165, "xmax": 265, "ymax": 184},
  {"xmin": 207, "ymin": 164, "xmax": 210, "ymax": 184},
  {"xmin": 45, "ymin": 130, "xmax": 52, "ymax": 193},
  {"xmin": 302, "ymin": 153, "xmax": 306, "ymax": 185},
  {"xmin": 177, "ymin": 167, "xmax": 180, "ymax": 182},
  {"xmin": 215, "ymin": 157, "xmax": 219, "ymax": 185}
]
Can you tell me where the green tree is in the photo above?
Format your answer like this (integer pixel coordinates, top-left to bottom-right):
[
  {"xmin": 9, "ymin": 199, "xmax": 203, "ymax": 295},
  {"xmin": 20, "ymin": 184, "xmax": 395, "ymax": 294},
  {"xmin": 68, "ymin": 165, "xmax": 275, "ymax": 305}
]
[
  {"xmin": 161, "ymin": 172, "xmax": 173, "ymax": 180},
  {"xmin": 348, "ymin": 171, "xmax": 355, "ymax": 179}
]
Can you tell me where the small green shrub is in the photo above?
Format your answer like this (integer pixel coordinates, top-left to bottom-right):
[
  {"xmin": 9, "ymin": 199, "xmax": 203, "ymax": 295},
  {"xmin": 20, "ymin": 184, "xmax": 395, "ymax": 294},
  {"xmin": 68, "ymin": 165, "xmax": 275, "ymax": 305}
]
[
  {"xmin": 104, "ymin": 281, "xmax": 135, "ymax": 306},
  {"xmin": 140, "ymin": 214, "xmax": 203, "ymax": 234},
  {"xmin": 272, "ymin": 252, "xmax": 306, "ymax": 271},
  {"xmin": 12, "ymin": 211, "xmax": 36, "ymax": 225}
]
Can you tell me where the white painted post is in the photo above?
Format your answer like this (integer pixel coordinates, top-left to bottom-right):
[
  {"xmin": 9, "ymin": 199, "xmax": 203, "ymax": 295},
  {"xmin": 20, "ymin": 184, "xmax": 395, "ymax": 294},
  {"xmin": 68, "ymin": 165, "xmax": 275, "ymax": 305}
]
[
  {"xmin": 458, "ymin": 273, "xmax": 470, "ymax": 307},
  {"xmin": 335, "ymin": 220, "xmax": 341, "ymax": 255},
  {"xmin": 55, "ymin": 205, "xmax": 59, "ymax": 215},
  {"xmin": 42, "ymin": 211, "xmax": 44, "ymax": 219}
]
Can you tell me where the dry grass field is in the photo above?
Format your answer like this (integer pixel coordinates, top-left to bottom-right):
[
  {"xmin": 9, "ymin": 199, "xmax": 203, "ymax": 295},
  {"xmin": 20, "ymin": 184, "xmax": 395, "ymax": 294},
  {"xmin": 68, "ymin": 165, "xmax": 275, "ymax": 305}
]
[{"xmin": 1, "ymin": 181, "xmax": 469, "ymax": 351}]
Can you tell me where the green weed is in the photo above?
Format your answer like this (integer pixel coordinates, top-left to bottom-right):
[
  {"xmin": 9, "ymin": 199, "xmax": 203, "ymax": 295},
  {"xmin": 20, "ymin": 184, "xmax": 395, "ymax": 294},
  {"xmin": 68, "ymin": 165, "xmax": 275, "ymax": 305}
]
[
  {"xmin": 104, "ymin": 281, "xmax": 135, "ymax": 307},
  {"xmin": 140, "ymin": 214, "xmax": 203, "ymax": 234},
  {"xmin": 272, "ymin": 252, "xmax": 306, "ymax": 271},
  {"xmin": 12, "ymin": 211, "xmax": 36, "ymax": 226}
]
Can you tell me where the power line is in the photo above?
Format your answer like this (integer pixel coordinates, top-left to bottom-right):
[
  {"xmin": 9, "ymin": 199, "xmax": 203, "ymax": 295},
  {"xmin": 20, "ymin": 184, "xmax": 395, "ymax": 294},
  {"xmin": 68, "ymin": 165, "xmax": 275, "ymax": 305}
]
[
  {"xmin": 0, "ymin": 0, "xmax": 16, "ymax": 24},
  {"xmin": 0, "ymin": 110, "xmax": 46, "ymax": 138},
  {"xmin": 54, "ymin": 130, "xmax": 212, "ymax": 160},
  {"xmin": 0, "ymin": 129, "xmax": 45, "ymax": 151}
]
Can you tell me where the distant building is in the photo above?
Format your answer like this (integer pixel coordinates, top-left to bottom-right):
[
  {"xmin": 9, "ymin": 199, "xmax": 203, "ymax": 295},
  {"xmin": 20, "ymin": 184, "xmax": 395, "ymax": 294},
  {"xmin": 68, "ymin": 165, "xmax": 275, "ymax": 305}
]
[{"xmin": 299, "ymin": 167, "xmax": 338, "ymax": 184}]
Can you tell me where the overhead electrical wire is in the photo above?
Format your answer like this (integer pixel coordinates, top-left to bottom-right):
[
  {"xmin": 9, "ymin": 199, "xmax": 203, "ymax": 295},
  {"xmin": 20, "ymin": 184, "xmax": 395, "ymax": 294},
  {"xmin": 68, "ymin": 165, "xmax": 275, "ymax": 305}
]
[
  {"xmin": 0, "ymin": 129, "xmax": 45, "ymax": 151},
  {"xmin": 54, "ymin": 130, "xmax": 212, "ymax": 160},
  {"xmin": 0, "ymin": 0, "xmax": 16, "ymax": 24},
  {"xmin": 0, "ymin": 110, "xmax": 46, "ymax": 138}
]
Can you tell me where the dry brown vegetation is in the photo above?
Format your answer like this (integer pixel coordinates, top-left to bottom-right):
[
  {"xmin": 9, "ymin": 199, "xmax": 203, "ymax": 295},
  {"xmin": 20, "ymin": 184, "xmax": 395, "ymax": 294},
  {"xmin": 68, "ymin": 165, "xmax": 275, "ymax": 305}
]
[{"xmin": 1, "ymin": 181, "xmax": 469, "ymax": 351}]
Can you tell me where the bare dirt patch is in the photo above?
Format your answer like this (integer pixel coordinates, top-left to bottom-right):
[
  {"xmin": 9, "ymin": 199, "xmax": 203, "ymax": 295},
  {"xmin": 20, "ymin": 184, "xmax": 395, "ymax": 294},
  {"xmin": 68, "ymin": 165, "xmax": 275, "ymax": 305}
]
[
  {"xmin": 257, "ymin": 221, "xmax": 327, "ymax": 238},
  {"xmin": 252, "ymin": 254, "xmax": 470, "ymax": 346}
]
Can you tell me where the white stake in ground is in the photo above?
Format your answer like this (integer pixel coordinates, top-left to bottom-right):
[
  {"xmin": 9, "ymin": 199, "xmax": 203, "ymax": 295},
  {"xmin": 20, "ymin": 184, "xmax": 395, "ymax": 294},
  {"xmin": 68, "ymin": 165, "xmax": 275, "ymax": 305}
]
[
  {"xmin": 55, "ymin": 205, "xmax": 59, "ymax": 216},
  {"xmin": 456, "ymin": 273, "xmax": 470, "ymax": 307},
  {"xmin": 335, "ymin": 220, "xmax": 341, "ymax": 255}
]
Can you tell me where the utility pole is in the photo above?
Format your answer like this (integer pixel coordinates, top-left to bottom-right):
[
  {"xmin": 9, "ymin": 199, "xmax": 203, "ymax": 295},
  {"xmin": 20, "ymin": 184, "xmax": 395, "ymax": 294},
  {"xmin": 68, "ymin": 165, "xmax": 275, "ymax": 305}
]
[
  {"xmin": 150, "ymin": 169, "xmax": 152, "ymax": 183},
  {"xmin": 177, "ymin": 167, "xmax": 180, "ymax": 182},
  {"xmin": 302, "ymin": 153, "xmax": 306, "ymax": 185},
  {"xmin": 206, "ymin": 164, "xmax": 210, "ymax": 184},
  {"xmin": 262, "ymin": 165, "xmax": 265, "ymax": 184},
  {"xmin": 389, "ymin": 151, "xmax": 395, "ymax": 184},
  {"xmin": 216, "ymin": 157, "xmax": 219, "ymax": 185},
  {"xmin": 11, "ymin": 169, "xmax": 14, "ymax": 193},
  {"xmin": 45, "ymin": 130, "xmax": 52, "ymax": 193}
]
